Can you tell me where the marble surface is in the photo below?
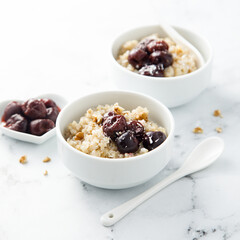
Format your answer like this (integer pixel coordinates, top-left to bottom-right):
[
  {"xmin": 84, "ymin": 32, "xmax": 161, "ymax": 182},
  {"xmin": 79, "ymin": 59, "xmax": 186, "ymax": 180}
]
[{"xmin": 0, "ymin": 0, "xmax": 240, "ymax": 239}]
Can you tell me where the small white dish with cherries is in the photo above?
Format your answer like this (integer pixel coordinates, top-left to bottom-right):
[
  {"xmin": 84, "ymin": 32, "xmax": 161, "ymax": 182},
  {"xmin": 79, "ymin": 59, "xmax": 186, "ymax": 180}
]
[{"xmin": 0, "ymin": 93, "xmax": 67, "ymax": 144}]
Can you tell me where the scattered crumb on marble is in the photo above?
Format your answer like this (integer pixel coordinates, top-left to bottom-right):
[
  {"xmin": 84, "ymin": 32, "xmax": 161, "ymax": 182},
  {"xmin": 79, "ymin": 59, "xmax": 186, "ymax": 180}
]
[
  {"xmin": 19, "ymin": 155, "xmax": 27, "ymax": 164},
  {"xmin": 174, "ymin": 135, "xmax": 181, "ymax": 138},
  {"xmin": 44, "ymin": 170, "xmax": 48, "ymax": 176},
  {"xmin": 213, "ymin": 109, "xmax": 223, "ymax": 118},
  {"xmin": 188, "ymin": 227, "xmax": 210, "ymax": 240},
  {"xmin": 193, "ymin": 127, "xmax": 203, "ymax": 134},
  {"xmin": 212, "ymin": 228, "xmax": 216, "ymax": 232},
  {"xmin": 196, "ymin": 229, "xmax": 207, "ymax": 237},
  {"xmin": 215, "ymin": 127, "xmax": 222, "ymax": 133},
  {"xmin": 43, "ymin": 157, "xmax": 51, "ymax": 163}
]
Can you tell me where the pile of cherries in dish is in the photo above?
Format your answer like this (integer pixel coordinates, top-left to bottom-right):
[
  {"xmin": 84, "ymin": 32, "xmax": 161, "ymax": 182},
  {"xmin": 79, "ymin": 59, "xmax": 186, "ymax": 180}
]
[
  {"xmin": 102, "ymin": 111, "xmax": 166, "ymax": 154},
  {"xmin": 128, "ymin": 39, "xmax": 173, "ymax": 77},
  {"xmin": 2, "ymin": 98, "xmax": 60, "ymax": 136}
]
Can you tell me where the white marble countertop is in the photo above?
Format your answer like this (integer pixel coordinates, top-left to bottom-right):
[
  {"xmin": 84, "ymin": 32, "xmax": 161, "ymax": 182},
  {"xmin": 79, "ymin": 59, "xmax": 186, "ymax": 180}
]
[{"xmin": 0, "ymin": 0, "xmax": 240, "ymax": 239}]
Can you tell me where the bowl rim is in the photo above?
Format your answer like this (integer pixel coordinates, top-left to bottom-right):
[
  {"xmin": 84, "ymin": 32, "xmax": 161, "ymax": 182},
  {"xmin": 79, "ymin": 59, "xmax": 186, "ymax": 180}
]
[
  {"xmin": 110, "ymin": 24, "xmax": 213, "ymax": 82},
  {"xmin": 56, "ymin": 90, "xmax": 175, "ymax": 163}
]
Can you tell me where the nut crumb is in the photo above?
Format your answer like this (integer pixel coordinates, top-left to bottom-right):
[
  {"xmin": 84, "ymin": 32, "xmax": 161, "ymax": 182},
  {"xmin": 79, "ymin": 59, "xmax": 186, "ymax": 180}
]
[
  {"xmin": 92, "ymin": 116, "xmax": 98, "ymax": 122},
  {"xmin": 136, "ymin": 112, "xmax": 148, "ymax": 121},
  {"xmin": 193, "ymin": 127, "xmax": 203, "ymax": 134},
  {"xmin": 215, "ymin": 127, "xmax": 222, "ymax": 133},
  {"xmin": 75, "ymin": 132, "xmax": 84, "ymax": 140},
  {"xmin": 19, "ymin": 155, "xmax": 27, "ymax": 164},
  {"xmin": 43, "ymin": 157, "xmax": 51, "ymax": 163},
  {"xmin": 96, "ymin": 118, "xmax": 102, "ymax": 124},
  {"xmin": 44, "ymin": 170, "xmax": 48, "ymax": 176},
  {"xmin": 213, "ymin": 109, "xmax": 223, "ymax": 118},
  {"xmin": 114, "ymin": 106, "xmax": 123, "ymax": 115}
]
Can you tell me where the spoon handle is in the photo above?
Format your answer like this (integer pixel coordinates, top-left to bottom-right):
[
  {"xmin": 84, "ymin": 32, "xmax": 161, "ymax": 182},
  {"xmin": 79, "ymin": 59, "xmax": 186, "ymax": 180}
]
[
  {"xmin": 160, "ymin": 20, "xmax": 205, "ymax": 67},
  {"xmin": 100, "ymin": 170, "xmax": 185, "ymax": 227}
]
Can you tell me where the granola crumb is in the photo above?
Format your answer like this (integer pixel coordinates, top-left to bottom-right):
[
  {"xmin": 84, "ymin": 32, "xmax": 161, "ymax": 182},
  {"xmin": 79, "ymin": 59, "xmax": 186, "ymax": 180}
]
[
  {"xmin": 114, "ymin": 106, "xmax": 123, "ymax": 115},
  {"xmin": 193, "ymin": 127, "xmax": 203, "ymax": 134},
  {"xmin": 43, "ymin": 157, "xmax": 51, "ymax": 163},
  {"xmin": 136, "ymin": 112, "xmax": 148, "ymax": 121},
  {"xmin": 44, "ymin": 170, "xmax": 48, "ymax": 176},
  {"xmin": 213, "ymin": 109, "xmax": 223, "ymax": 118},
  {"xmin": 75, "ymin": 132, "xmax": 84, "ymax": 140},
  {"xmin": 92, "ymin": 116, "xmax": 98, "ymax": 122},
  {"xmin": 19, "ymin": 155, "xmax": 27, "ymax": 164},
  {"xmin": 215, "ymin": 127, "xmax": 222, "ymax": 133}
]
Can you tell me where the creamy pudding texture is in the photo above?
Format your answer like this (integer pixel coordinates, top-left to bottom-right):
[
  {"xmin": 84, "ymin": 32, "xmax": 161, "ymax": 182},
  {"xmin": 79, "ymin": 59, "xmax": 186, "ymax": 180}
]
[{"xmin": 117, "ymin": 34, "xmax": 197, "ymax": 77}]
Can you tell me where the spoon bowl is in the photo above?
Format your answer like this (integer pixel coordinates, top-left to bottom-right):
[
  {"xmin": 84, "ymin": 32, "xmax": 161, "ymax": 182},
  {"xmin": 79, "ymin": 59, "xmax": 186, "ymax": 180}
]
[{"xmin": 180, "ymin": 136, "xmax": 224, "ymax": 174}]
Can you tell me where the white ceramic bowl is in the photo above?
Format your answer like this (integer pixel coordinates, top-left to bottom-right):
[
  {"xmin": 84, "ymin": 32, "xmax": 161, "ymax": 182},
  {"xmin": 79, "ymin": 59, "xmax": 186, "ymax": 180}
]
[
  {"xmin": 110, "ymin": 25, "xmax": 213, "ymax": 108},
  {"xmin": 56, "ymin": 91, "xmax": 174, "ymax": 189},
  {"xmin": 0, "ymin": 93, "xmax": 67, "ymax": 144}
]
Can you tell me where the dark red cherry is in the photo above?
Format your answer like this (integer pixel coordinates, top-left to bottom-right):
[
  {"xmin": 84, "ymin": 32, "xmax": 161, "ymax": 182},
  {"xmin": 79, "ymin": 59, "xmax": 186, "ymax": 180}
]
[
  {"xmin": 46, "ymin": 107, "xmax": 59, "ymax": 123},
  {"xmin": 147, "ymin": 40, "xmax": 169, "ymax": 53},
  {"xmin": 128, "ymin": 48, "xmax": 148, "ymax": 69},
  {"xmin": 143, "ymin": 131, "xmax": 167, "ymax": 151},
  {"xmin": 127, "ymin": 57, "xmax": 142, "ymax": 69},
  {"xmin": 129, "ymin": 48, "xmax": 147, "ymax": 62},
  {"xmin": 102, "ymin": 111, "xmax": 116, "ymax": 124},
  {"xmin": 127, "ymin": 120, "xmax": 144, "ymax": 141},
  {"xmin": 115, "ymin": 130, "xmax": 139, "ymax": 154},
  {"xmin": 138, "ymin": 38, "xmax": 154, "ymax": 51},
  {"xmin": 103, "ymin": 115, "xmax": 127, "ymax": 140},
  {"xmin": 2, "ymin": 101, "xmax": 23, "ymax": 121},
  {"xmin": 41, "ymin": 98, "xmax": 57, "ymax": 108},
  {"xmin": 139, "ymin": 64, "xmax": 164, "ymax": 77},
  {"xmin": 5, "ymin": 114, "xmax": 28, "ymax": 133},
  {"xmin": 149, "ymin": 51, "xmax": 173, "ymax": 67},
  {"xmin": 22, "ymin": 99, "xmax": 47, "ymax": 120},
  {"xmin": 29, "ymin": 119, "xmax": 55, "ymax": 136}
]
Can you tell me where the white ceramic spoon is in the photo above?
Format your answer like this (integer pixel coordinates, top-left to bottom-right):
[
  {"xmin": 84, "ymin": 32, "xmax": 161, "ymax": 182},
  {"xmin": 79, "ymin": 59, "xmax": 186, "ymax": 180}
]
[
  {"xmin": 101, "ymin": 137, "xmax": 224, "ymax": 227},
  {"xmin": 160, "ymin": 21, "xmax": 205, "ymax": 68}
]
